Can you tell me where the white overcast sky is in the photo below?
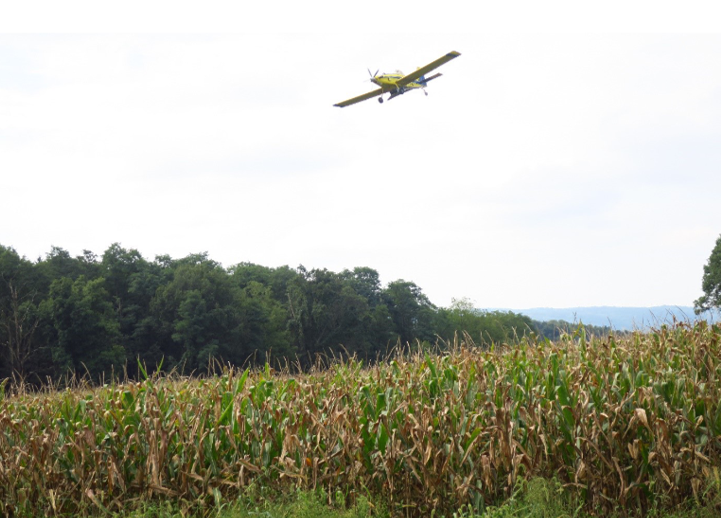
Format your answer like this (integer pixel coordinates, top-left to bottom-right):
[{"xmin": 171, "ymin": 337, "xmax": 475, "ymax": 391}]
[{"xmin": 2, "ymin": 2, "xmax": 721, "ymax": 309}]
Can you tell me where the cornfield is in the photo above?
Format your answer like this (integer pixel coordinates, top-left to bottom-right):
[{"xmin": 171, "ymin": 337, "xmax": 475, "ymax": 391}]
[{"xmin": 1, "ymin": 322, "xmax": 720, "ymax": 517}]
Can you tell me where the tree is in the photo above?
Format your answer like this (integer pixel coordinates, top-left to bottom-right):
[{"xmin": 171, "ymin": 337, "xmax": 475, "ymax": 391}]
[
  {"xmin": 99, "ymin": 244, "xmax": 164, "ymax": 366},
  {"xmin": 383, "ymin": 280, "xmax": 436, "ymax": 345},
  {"xmin": 101, "ymin": 244, "xmax": 148, "ymax": 310},
  {"xmin": 47, "ymin": 276, "xmax": 124, "ymax": 380},
  {"xmin": 695, "ymin": 234, "xmax": 721, "ymax": 314},
  {"xmin": 230, "ymin": 263, "xmax": 297, "ymax": 300},
  {"xmin": 148, "ymin": 255, "xmax": 275, "ymax": 371},
  {"xmin": 287, "ymin": 267, "xmax": 372, "ymax": 362},
  {"xmin": 435, "ymin": 298, "xmax": 534, "ymax": 346},
  {"xmin": 35, "ymin": 246, "xmax": 98, "ymax": 285},
  {"xmin": 341, "ymin": 267, "xmax": 383, "ymax": 307},
  {"xmin": 0, "ymin": 246, "xmax": 46, "ymax": 379}
]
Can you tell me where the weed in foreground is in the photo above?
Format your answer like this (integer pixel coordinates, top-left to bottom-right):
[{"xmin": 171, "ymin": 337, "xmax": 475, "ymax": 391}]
[
  {"xmin": 91, "ymin": 479, "xmax": 720, "ymax": 518},
  {"xmin": 218, "ymin": 488, "xmax": 384, "ymax": 518}
]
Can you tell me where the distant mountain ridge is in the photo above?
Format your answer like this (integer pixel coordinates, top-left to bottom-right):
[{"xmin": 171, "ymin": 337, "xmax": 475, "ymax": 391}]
[{"xmin": 486, "ymin": 306, "xmax": 717, "ymax": 331}]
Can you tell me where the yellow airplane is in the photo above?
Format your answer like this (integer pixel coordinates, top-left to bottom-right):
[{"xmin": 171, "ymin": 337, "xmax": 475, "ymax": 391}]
[{"xmin": 334, "ymin": 51, "xmax": 461, "ymax": 107}]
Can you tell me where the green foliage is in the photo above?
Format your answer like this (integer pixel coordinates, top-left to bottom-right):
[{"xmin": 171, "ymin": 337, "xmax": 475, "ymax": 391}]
[
  {"xmin": 695, "ymin": 234, "xmax": 721, "ymax": 314},
  {"xmin": 0, "ymin": 245, "xmax": 47, "ymax": 378},
  {"xmin": 531, "ymin": 318, "xmax": 613, "ymax": 341},
  {"xmin": 0, "ymin": 242, "xmax": 622, "ymax": 384},
  {"xmin": 82, "ymin": 482, "xmax": 721, "ymax": 518},
  {"xmin": 436, "ymin": 298, "xmax": 534, "ymax": 346},
  {"xmin": 384, "ymin": 279, "xmax": 436, "ymax": 345},
  {"xmin": 47, "ymin": 275, "xmax": 124, "ymax": 380},
  {"xmin": 286, "ymin": 266, "xmax": 373, "ymax": 361},
  {"xmin": 227, "ymin": 488, "xmax": 383, "ymax": 518}
]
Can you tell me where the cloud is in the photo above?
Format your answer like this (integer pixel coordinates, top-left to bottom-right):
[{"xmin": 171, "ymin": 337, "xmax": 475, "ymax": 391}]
[{"xmin": 2, "ymin": 33, "xmax": 720, "ymax": 308}]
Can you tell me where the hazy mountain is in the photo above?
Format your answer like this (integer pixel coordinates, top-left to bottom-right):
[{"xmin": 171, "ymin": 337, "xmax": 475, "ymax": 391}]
[{"xmin": 486, "ymin": 306, "xmax": 717, "ymax": 331}]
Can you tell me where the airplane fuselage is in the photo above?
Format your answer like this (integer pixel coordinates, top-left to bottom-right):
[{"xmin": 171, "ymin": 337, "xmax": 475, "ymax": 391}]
[
  {"xmin": 370, "ymin": 72, "xmax": 439, "ymax": 102},
  {"xmin": 371, "ymin": 73, "xmax": 424, "ymax": 93}
]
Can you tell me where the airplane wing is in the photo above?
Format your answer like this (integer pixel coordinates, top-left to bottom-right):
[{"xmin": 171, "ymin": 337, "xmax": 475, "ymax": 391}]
[
  {"xmin": 334, "ymin": 87, "xmax": 384, "ymax": 108},
  {"xmin": 396, "ymin": 51, "xmax": 461, "ymax": 88}
]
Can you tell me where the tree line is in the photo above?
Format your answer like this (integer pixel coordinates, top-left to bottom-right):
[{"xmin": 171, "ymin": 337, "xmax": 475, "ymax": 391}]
[{"xmin": 1, "ymin": 243, "xmax": 589, "ymax": 385}]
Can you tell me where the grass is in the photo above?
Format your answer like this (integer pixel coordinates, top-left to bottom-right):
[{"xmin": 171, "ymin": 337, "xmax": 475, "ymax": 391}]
[
  {"xmin": 103, "ymin": 477, "xmax": 721, "ymax": 518},
  {"xmin": 1, "ymin": 322, "xmax": 721, "ymax": 517},
  {"xmin": 104, "ymin": 485, "xmax": 384, "ymax": 518}
]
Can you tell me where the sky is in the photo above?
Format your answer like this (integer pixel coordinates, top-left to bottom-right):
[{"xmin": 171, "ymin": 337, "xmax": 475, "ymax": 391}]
[{"xmin": 2, "ymin": 2, "xmax": 721, "ymax": 309}]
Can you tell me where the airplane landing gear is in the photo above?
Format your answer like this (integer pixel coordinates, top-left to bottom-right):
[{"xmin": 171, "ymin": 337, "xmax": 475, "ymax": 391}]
[{"xmin": 378, "ymin": 97, "xmax": 384, "ymax": 104}]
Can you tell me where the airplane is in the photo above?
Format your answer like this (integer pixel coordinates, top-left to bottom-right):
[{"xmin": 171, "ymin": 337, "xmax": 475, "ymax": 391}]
[{"xmin": 333, "ymin": 50, "xmax": 461, "ymax": 108}]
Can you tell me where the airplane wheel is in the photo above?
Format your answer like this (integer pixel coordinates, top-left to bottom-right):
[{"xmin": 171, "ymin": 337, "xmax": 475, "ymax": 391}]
[{"xmin": 378, "ymin": 97, "xmax": 384, "ymax": 104}]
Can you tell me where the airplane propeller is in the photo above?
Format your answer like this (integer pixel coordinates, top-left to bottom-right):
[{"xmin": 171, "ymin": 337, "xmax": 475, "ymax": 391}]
[{"xmin": 367, "ymin": 69, "xmax": 380, "ymax": 85}]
